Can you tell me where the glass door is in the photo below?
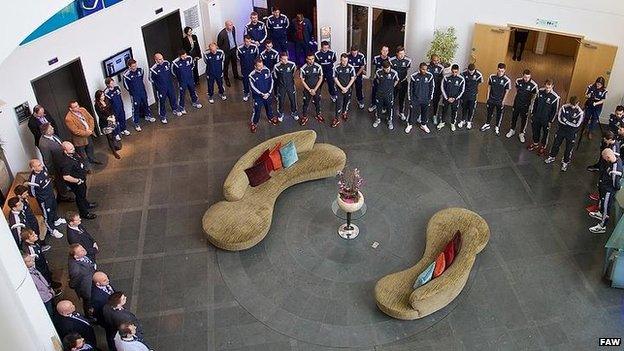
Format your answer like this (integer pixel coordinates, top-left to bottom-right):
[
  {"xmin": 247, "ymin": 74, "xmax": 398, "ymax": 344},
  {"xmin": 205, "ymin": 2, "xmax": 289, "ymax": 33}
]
[
  {"xmin": 347, "ymin": 4, "xmax": 369, "ymax": 60},
  {"xmin": 371, "ymin": 8, "xmax": 406, "ymax": 59}
]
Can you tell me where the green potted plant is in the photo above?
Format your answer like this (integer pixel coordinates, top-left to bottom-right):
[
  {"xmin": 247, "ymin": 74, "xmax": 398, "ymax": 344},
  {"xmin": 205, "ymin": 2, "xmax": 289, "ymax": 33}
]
[{"xmin": 426, "ymin": 27, "xmax": 458, "ymax": 67}]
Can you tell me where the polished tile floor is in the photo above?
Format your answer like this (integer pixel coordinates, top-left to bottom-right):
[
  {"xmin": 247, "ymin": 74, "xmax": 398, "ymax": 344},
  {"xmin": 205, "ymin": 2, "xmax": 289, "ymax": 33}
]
[{"xmin": 44, "ymin": 79, "xmax": 623, "ymax": 350}]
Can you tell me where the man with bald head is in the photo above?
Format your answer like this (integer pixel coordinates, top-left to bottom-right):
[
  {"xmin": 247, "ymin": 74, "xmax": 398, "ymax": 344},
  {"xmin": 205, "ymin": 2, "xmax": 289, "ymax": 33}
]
[
  {"xmin": 92, "ymin": 271, "xmax": 116, "ymax": 349},
  {"xmin": 54, "ymin": 300, "xmax": 97, "ymax": 346},
  {"xmin": 60, "ymin": 142, "xmax": 97, "ymax": 219},
  {"xmin": 217, "ymin": 19, "xmax": 241, "ymax": 86},
  {"xmin": 589, "ymin": 148, "xmax": 623, "ymax": 233},
  {"xmin": 149, "ymin": 52, "xmax": 182, "ymax": 124}
]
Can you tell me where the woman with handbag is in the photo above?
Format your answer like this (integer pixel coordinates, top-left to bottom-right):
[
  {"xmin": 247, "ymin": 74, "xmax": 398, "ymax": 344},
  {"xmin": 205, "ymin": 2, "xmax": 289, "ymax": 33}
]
[{"xmin": 94, "ymin": 90, "xmax": 122, "ymax": 159}]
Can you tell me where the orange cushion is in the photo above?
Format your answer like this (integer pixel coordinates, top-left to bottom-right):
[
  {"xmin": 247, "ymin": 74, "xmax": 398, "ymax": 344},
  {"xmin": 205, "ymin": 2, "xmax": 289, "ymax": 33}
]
[
  {"xmin": 433, "ymin": 252, "xmax": 446, "ymax": 278},
  {"xmin": 443, "ymin": 240, "xmax": 455, "ymax": 267},
  {"xmin": 269, "ymin": 142, "xmax": 283, "ymax": 170},
  {"xmin": 254, "ymin": 149, "xmax": 272, "ymax": 173}
]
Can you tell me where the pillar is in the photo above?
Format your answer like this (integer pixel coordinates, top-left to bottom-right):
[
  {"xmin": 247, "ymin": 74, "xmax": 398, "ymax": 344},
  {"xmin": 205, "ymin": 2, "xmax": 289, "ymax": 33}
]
[
  {"xmin": 405, "ymin": 0, "xmax": 438, "ymax": 62},
  {"xmin": 0, "ymin": 215, "xmax": 60, "ymax": 350}
]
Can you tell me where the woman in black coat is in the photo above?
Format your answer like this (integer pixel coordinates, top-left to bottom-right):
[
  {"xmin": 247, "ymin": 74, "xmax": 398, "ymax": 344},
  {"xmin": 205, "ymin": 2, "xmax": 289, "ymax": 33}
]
[
  {"xmin": 182, "ymin": 26, "xmax": 202, "ymax": 85},
  {"xmin": 94, "ymin": 90, "xmax": 121, "ymax": 159}
]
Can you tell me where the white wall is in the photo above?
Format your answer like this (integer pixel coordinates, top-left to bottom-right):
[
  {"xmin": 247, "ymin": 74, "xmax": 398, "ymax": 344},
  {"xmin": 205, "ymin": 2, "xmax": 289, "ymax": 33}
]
[
  {"xmin": 0, "ymin": 0, "xmax": 205, "ymax": 173},
  {"xmin": 216, "ymin": 0, "xmax": 253, "ymax": 44}
]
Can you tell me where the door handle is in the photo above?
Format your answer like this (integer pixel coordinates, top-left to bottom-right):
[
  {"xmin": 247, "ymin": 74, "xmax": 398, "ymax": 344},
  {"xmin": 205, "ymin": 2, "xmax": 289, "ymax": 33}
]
[
  {"xmin": 582, "ymin": 42, "xmax": 598, "ymax": 49},
  {"xmin": 490, "ymin": 28, "xmax": 506, "ymax": 34}
]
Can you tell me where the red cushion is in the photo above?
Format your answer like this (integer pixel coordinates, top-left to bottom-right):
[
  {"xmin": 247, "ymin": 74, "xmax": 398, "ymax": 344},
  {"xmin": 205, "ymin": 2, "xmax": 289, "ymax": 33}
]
[
  {"xmin": 433, "ymin": 252, "xmax": 446, "ymax": 278},
  {"xmin": 444, "ymin": 240, "xmax": 455, "ymax": 267},
  {"xmin": 453, "ymin": 230, "xmax": 462, "ymax": 255},
  {"xmin": 254, "ymin": 149, "xmax": 272, "ymax": 173},
  {"xmin": 244, "ymin": 162, "xmax": 271, "ymax": 187},
  {"xmin": 269, "ymin": 142, "xmax": 283, "ymax": 170}
]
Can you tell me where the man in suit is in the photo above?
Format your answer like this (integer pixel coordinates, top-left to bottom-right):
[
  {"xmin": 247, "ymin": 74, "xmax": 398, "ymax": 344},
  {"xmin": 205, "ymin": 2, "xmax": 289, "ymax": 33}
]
[
  {"xmin": 68, "ymin": 244, "xmax": 97, "ymax": 317},
  {"xmin": 37, "ymin": 123, "xmax": 73, "ymax": 202},
  {"xmin": 55, "ymin": 300, "xmax": 97, "ymax": 346},
  {"xmin": 91, "ymin": 271, "xmax": 115, "ymax": 350},
  {"xmin": 217, "ymin": 19, "xmax": 241, "ymax": 87},
  {"xmin": 64, "ymin": 101, "xmax": 101, "ymax": 169},
  {"xmin": 102, "ymin": 292, "xmax": 144, "ymax": 341},
  {"xmin": 66, "ymin": 211, "xmax": 98, "ymax": 261},
  {"xmin": 28, "ymin": 105, "xmax": 58, "ymax": 147}
]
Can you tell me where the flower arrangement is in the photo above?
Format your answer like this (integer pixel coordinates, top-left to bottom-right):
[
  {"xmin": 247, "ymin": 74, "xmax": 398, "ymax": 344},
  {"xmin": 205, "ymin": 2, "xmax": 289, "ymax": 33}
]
[{"xmin": 337, "ymin": 167, "xmax": 364, "ymax": 203}]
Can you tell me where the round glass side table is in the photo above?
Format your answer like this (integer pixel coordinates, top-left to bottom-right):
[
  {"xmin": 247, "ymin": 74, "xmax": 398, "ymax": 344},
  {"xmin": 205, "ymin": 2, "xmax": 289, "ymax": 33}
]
[{"xmin": 331, "ymin": 199, "xmax": 367, "ymax": 239}]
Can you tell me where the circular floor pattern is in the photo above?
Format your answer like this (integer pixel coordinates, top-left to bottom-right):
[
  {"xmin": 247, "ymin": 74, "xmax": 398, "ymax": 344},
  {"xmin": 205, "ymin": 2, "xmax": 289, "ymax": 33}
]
[{"xmin": 217, "ymin": 149, "xmax": 475, "ymax": 348}]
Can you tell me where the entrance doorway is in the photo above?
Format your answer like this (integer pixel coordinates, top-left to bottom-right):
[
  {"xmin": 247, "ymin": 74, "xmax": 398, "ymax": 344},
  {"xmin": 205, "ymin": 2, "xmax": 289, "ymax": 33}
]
[
  {"xmin": 142, "ymin": 10, "xmax": 183, "ymax": 66},
  {"xmin": 347, "ymin": 4, "xmax": 406, "ymax": 76},
  {"xmin": 505, "ymin": 27, "xmax": 579, "ymax": 104},
  {"xmin": 31, "ymin": 59, "xmax": 93, "ymax": 141}
]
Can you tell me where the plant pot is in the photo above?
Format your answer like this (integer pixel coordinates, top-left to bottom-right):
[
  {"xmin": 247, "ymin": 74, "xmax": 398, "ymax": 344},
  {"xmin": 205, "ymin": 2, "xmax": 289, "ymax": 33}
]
[{"xmin": 337, "ymin": 191, "xmax": 364, "ymax": 213}]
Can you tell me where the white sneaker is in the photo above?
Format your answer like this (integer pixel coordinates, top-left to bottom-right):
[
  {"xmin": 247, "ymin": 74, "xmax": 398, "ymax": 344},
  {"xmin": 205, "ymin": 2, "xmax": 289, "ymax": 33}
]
[
  {"xmin": 399, "ymin": 113, "xmax": 406, "ymax": 121},
  {"xmin": 358, "ymin": 101, "xmax": 365, "ymax": 109},
  {"xmin": 162, "ymin": 119, "xmax": 168, "ymax": 124},
  {"xmin": 405, "ymin": 124, "xmax": 413, "ymax": 133},
  {"xmin": 494, "ymin": 126, "xmax": 500, "ymax": 135},
  {"xmin": 193, "ymin": 103, "xmax": 203, "ymax": 109},
  {"xmin": 208, "ymin": 98, "xmax": 215, "ymax": 104},
  {"xmin": 589, "ymin": 224, "xmax": 606, "ymax": 234},
  {"xmin": 467, "ymin": 122, "xmax": 473, "ymax": 130},
  {"xmin": 51, "ymin": 229, "xmax": 63, "ymax": 238},
  {"xmin": 122, "ymin": 130, "xmax": 131, "ymax": 136},
  {"xmin": 519, "ymin": 133, "xmax": 526, "ymax": 143},
  {"xmin": 372, "ymin": 119, "xmax": 381, "ymax": 128},
  {"xmin": 437, "ymin": 122, "xmax": 446, "ymax": 130},
  {"xmin": 457, "ymin": 121, "xmax": 465, "ymax": 129},
  {"xmin": 420, "ymin": 125, "xmax": 431, "ymax": 134},
  {"xmin": 135, "ymin": 125, "xmax": 142, "ymax": 132},
  {"xmin": 480, "ymin": 123, "xmax": 490, "ymax": 132},
  {"xmin": 278, "ymin": 115, "xmax": 284, "ymax": 122},
  {"xmin": 177, "ymin": 110, "xmax": 185, "ymax": 116},
  {"xmin": 331, "ymin": 96, "xmax": 337, "ymax": 103},
  {"xmin": 388, "ymin": 122, "xmax": 394, "ymax": 130},
  {"xmin": 589, "ymin": 211, "xmax": 603, "ymax": 220},
  {"xmin": 561, "ymin": 162, "xmax": 568, "ymax": 172},
  {"xmin": 544, "ymin": 156, "xmax": 555, "ymax": 164},
  {"xmin": 243, "ymin": 95, "xmax": 249, "ymax": 102},
  {"xmin": 221, "ymin": 95, "xmax": 227, "ymax": 101},
  {"xmin": 146, "ymin": 117, "xmax": 156, "ymax": 122},
  {"xmin": 506, "ymin": 129, "xmax": 515, "ymax": 138},
  {"xmin": 115, "ymin": 135, "xmax": 121, "ymax": 141},
  {"xmin": 368, "ymin": 105, "xmax": 377, "ymax": 112},
  {"xmin": 451, "ymin": 123, "xmax": 456, "ymax": 132},
  {"xmin": 54, "ymin": 218, "xmax": 66, "ymax": 226}
]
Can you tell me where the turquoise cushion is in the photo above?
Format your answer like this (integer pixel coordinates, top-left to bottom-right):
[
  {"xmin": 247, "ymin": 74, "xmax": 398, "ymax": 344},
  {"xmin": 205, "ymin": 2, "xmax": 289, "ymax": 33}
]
[
  {"xmin": 413, "ymin": 262, "xmax": 435, "ymax": 289},
  {"xmin": 279, "ymin": 141, "xmax": 298, "ymax": 168}
]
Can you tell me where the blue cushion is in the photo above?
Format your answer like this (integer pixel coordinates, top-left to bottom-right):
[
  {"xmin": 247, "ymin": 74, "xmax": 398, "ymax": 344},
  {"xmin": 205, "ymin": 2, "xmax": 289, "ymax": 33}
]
[
  {"xmin": 279, "ymin": 141, "xmax": 298, "ymax": 168},
  {"xmin": 413, "ymin": 262, "xmax": 435, "ymax": 289}
]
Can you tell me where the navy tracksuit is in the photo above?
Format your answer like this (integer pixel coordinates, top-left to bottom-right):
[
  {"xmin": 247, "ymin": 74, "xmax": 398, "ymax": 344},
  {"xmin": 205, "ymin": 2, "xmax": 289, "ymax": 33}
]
[
  {"xmin": 486, "ymin": 74, "xmax": 512, "ymax": 127},
  {"xmin": 440, "ymin": 74, "xmax": 466, "ymax": 125},
  {"xmin": 29, "ymin": 168, "xmax": 59, "ymax": 236},
  {"xmin": 266, "ymin": 14, "xmax": 290, "ymax": 53},
  {"xmin": 203, "ymin": 49, "xmax": 226, "ymax": 97},
  {"xmin": 334, "ymin": 63, "xmax": 356, "ymax": 116},
  {"xmin": 260, "ymin": 48, "xmax": 279, "ymax": 72},
  {"xmin": 549, "ymin": 104, "xmax": 584, "ymax": 163},
  {"xmin": 511, "ymin": 78, "xmax": 539, "ymax": 132},
  {"xmin": 531, "ymin": 88, "xmax": 560, "ymax": 145},
  {"xmin": 122, "ymin": 68, "xmax": 152, "ymax": 124},
  {"xmin": 273, "ymin": 60, "xmax": 298, "ymax": 116},
  {"xmin": 608, "ymin": 113, "xmax": 624, "ymax": 134},
  {"xmin": 585, "ymin": 83, "xmax": 608, "ymax": 132},
  {"xmin": 103, "ymin": 86, "xmax": 127, "ymax": 133},
  {"xmin": 374, "ymin": 69, "xmax": 399, "ymax": 123},
  {"xmin": 598, "ymin": 159, "xmax": 623, "ymax": 226},
  {"xmin": 300, "ymin": 62, "xmax": 323, "ymax": 117},
  {"xmin": 428, "ymin": 62, "xmax": 445, "ymax": 117},
  {"xmin": 390, "ymin": 56, "xmax": 411, "ymax": 115},
  {"xmin": 460, "ymin": 69, "xmax": 483, "ymax": 123},
  {"xmin": 149, "ymin": 61, "xmax": 179, "ymax": 119},
  {"xmin": 244, "ymin": 21, "xmax": 267, "ymax": 47},
  {"xmin": 315, "ymin": 50, "xmax": 337, "ymax": 99},
  {"xmin": 348, "ymin": 52, "xmax": 366, "ymax": 103},
  {"xmin": 249, "ymin": 67, "xmax": 274, "ymax": 124},
  {"xmin": 172, "ymin": 56, "xmax": 199, "ymax": 109},
  {"xmin": 370, "ymin": 55, "xmax": 390, "ymax": 107},
  {"xmin": 408, "ymin": 71, "xmax": 435, "ymax": 125},
  {"xmin": 237, "ymin": 44, "xmax": 259, "ymax": 97}
]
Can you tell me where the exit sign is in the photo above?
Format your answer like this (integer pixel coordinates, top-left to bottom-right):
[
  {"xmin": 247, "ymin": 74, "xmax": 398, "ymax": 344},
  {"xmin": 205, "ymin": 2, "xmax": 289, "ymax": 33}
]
[{"xmin": 536, "ymin": 18, "xmax": 558, "ymax": 28}]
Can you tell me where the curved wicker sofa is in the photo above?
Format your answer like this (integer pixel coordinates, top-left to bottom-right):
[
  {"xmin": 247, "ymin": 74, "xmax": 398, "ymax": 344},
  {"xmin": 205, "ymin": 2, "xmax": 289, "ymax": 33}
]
[
  {"xmin": 374, "ymin": 208, "xmax": 490, "ymax": 320},
  {"xmin": 203, "ymin": 130, "xmax": 347, "ymax": 251}
]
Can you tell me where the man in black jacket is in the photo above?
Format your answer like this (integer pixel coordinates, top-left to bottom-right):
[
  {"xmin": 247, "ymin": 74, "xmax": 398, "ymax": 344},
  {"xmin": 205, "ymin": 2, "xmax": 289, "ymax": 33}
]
[
  {"xmin": 217, "ymin": 19, "xmax": 240, "ymax": 86},
  {"xmin": 68, "ymin": 244, "xmax": 97, "ymax": 317},
  {"xmin": 28, "ymin": 105, "xmax": 58, "ymax": 147},
  {"xmin": 544, "ymin": 96, "xmax": 584, "ymax": 172},
  {"xmin": 528, "ymin": 80, "xmax": 560, "ymax": 156},
  {"xmin": 589, "ymin": 148, "xmax": 622, "ymax": 233},
  {"xmin": 66, "ymin": 211, "xmax": 99, "ymax": 262},
  {"xmin": 102, "ymin": 291, "xmax": 144, "ymax": 342},
  {"xmin": 54, "ymin": 300, "xmax": 97, "ymax": 346},
  {"xmin": 92, "ymin": 271, "xmax": 116, "ymax": 350}
]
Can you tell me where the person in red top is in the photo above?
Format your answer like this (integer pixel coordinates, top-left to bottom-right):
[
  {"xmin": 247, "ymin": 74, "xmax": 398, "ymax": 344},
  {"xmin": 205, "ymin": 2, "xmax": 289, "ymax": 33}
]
[{"xmin": 291, "ymin": 13, "xmax": 313, "ymax": 66}]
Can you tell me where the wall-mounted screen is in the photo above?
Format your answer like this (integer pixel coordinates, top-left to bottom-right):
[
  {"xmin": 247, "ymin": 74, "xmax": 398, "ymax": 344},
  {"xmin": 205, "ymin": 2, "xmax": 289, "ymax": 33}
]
[{"xmin": 102, "ymin": 48, "xmax": 132, "ymax": 78}]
